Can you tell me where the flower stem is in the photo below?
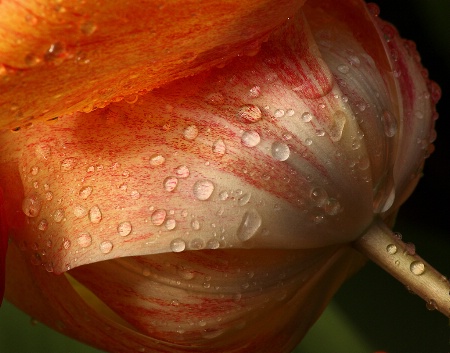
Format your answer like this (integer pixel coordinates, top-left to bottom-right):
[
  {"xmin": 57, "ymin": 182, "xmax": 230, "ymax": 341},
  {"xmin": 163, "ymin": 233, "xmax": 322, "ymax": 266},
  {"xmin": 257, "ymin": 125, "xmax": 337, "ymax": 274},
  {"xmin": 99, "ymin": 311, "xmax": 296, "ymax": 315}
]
[{"xmin": 354, "ymin": 219, "xmax": 450, "ymax": 317}]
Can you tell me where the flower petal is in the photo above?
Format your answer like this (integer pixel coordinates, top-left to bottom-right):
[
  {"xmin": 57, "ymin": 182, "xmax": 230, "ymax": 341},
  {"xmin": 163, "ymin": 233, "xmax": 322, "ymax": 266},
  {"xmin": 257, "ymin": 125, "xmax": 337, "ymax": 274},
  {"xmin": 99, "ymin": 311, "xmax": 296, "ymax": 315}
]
[{"xmin": 0, "ymin": 0, "xmax": 304, "ymax": 128}]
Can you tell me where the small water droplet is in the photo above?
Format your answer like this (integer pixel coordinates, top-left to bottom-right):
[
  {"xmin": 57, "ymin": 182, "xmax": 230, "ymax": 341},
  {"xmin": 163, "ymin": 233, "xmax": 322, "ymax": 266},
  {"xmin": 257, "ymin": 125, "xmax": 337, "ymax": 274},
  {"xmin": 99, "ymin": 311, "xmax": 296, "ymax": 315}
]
[
  {"xmin": 301, "ymin": 112, "xmax": 313, "ymax": 122},
  {"xmin": 130, "ymin": 190, "xmax": 141, "ymax": 199},
  {"xmin": 80, "ymin": 20, "xmax": 97, "ymax": 35},
  {"xmin": 165, "ymin": 219, "xmax": 176, "ymax": 230},
  {"xmin": 22, "ymin": 195, "xmax": 42, "ymax": 217},
  {"xmin": 310, "ymin": 187, "xmax": 328, "ymax": 207},
  {"xmin": 193, "ymin": 180, "xmax": 215, "ymax": 200},
  {"xmin": 62, "ymin": 238, "xmax": 71, "ymax": 250},
  {"xmin": 151, "ymin": 209, "xmax": 166, "ymax": 226},
  {"xmin": 237, "ymin": 104, "xmax": 262, "ymax": 123},
  {"xmin": 99, "ymin": 241, "xmax": 113, "ymax": 254},
  {"xmin": 191, "ymin": 219, "xmax": 201, "ymax": 230},
  {"xmin": 386, "ymin": 244, "xmax": 398, "ymax": 255},
  {"xmin": 163, "ymin": 177, "xmax": 178, "ymax": 192},
  {"xmin": 426, "ymin": 299, "xmax": 437, "ymax": 311},
  {"xmin": 89, "ymin": 205, "xmax": 102, "ymax": 224},
  {"xmin": 206, "ymin": 239, "xmax": 220, "ymax": 249},
  {"xmin": 271, "ymin": 141, "xmax": 290, "ymax": 161},
  {"xmin": 274, "ymin": 109, "xmax": 285, "ymax": 118},
  {"xmin": 175, "ymin": 165, "xmax": 190, "ymax": 178},
  {"xmin": 53, "ymin": 209, "xmax": 65, "ymax": 223},
  {"xmin": 190, "ymin": 238, "xmax": 204, "ymax": 250},
  {"xmin": 38, "ymin": 219, "xmax": 48, "ymax": 231},
  {"xmin": 183, "ymin": 125, "xmax": 199, "ymax": 140},
  {"xmin": 237, "ymin": 209, "xmax": 262, "ymax": 241},
  {"xmin": 212, "ymin": 139, "xmax": 226, "ymax": 156},
  {"xmin": 248, "ymin": 86, "xmax": 261, "ymax": 98},
  {"xmin": 241, "ymin": 130, "xmax": 260, "ymax": 147},
  {"xmin": 149, "ymin": 154, "xmax": 165, "ymax": 166},
  {"xmin": 410, "ymin": 261, "xmax": 425, "ymax": 275},
  {"xmin": 219, "ymin": 191, "xmax": 229, "ymax": 201},
  {"xmin": 305, "ymin": 138, "xmax": 313, "ymax": 146},
  {"xmin": 30, "ymin": 166, "xmax": 39, "ymax": 176},
  {"xmin": 117, "ymin": 221, "xmax": 132, "ymax": 237},
  {"xmin": 73, "ymin": 205, "xmax": 88, "ymax": 218},
  {"xmin": 324, "ymin": 198, "xmax": 341, "ymax": 215},
  {"xmin": 329, "ymin": 110, "xmax": 347, "ymax": 142},
  {"xmin": 238, "ymin": 193, "xmax": 251, "ymax": 206},
  {"xmin": 77, "ymin": 232, "xmax": 92, "ymax": 248},
  {"xmin": 79, "ymin": 186, "xmax": 93, "ymax": 199},
  {"xmin": 381, "ymin": 110, "xmax": 398, "ymax": 137},
  {"xmin": 170, "ymin": 238, "xmax": 186, "ymax": 252},
  {"xmin": 337, "ymin": 64, "xmax": 350, "ymax": 74},
  {"xmin": 60, "ymin": 157, "xmax": 77, "ymax": 171}
]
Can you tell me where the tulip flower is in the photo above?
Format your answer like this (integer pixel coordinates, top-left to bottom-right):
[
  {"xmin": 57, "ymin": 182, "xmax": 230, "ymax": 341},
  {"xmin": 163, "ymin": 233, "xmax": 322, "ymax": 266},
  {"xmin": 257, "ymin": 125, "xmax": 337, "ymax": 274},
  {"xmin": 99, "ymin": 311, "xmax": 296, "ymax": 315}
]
[{"xmin": 0, "ymin": 0, "xmax": 447, "ymax": 353}]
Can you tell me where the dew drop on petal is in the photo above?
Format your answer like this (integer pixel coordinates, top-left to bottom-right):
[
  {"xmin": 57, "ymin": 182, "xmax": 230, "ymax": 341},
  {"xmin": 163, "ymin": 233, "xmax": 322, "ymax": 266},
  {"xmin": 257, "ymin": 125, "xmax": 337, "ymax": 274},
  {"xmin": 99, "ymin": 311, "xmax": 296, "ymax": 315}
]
[
  {"xmin": 381, "ymin": 110, "xmax": 398, "ymax": 137},
  {"xmin": 183, "ymin": 125, "xmax": 199, "ymax": 140},
  {"xmin": 324, "ymin": 198, "xmax": 341, "ymax": 215},
  {"xmin": 77, "ymin": 232, "xmax": 92, "ymax": 248},
  {"xmin": 248, "ymin": 86, "xmax": 261, "ymax": 98},
  {"xmin": 63, "ymin": 238, "xmax": 71, "ymax": 250},
  {"xmin": 22, "ymin": 195, "xmax": 42, "ymax": 217},
  {"xmin": 337, "ymin": 64, "xmax": 350, "ymax": 74},
  {"xmin": 237, "ymin": 209, "xmax": 262, "ymax": 242},
  {"xmin": 149, "ymin": 154, "xmax": 165, "ymax": 167},
  {"xmin": 99, "ymin": 241, "xmax": 113, "ymax": 254},
  {"xmin": 237, "ymin": 104, "xmax": 262, "ymax": 123},
  {"xmin": 212, "ymin": 139, "xmax": 226, "ymax": 156},
  {"xmin": 238, "ymin": 193, "xmax": 251, "ymax": 206},
  {"xmin": 60, "ymin": 157, "xmax": 77, "ymax": 171},
  {"xmin": 89, "ymin": 205, "xmax": 102, "ymax": 223},
  {"xmin": 190, "ymin": 238, "xmax": 205, "ymax": 250},
  {"xmin": 73, "ymin": 205, "xmax": 88, "ymax": 218},
  {"xmin": 151, "ymin": 209, "xmax": 166, "ymax": 226},
  {"xmin": 80, "ymin": 20, "xmax": 97, "ymax": 36},
  {"xmin": 193, "ymin": 180, "xmax": 215, "ymax": 200},
  {"xmin": 329, "ymin": 110, "xmax": 347, "ymax": 142},
  {"xmin": 410, "ymin": 261, "xmax": 425, "ymax": 275},
  {"xmin": 271, "ymin": 141, "xmax": 290, "ymax": 161},
  {"xmin": 170, "ymin": 238, "xmax": 186, "ymax": 253},
  {"xmin": 206, "ymin": 239, "xmax": 220, "ymax": 249},
  {"xmin": 53, "ymin": 209, "xmax": 65, "ymax": 223},
  {"xmin": 130, "ymin": 190, "xmax": 141, "ymax": 199},
  {"xmin": 241, "ymin": 130, "xmax": 260, "ymax": 147},
  {"xmin": 165, "ymin": 219, "xmax": 176, "ymax": 230},
  {"xmin": 191, "ymin": 219, "xmax": 201, "ymax": 230},
  {"xmin": 164, "ymin": 177, "xmax": 178, "ymax": 192},
  {"xmin": 386, "ymin": 244, "xmax": 397, "ymax": 255},
  {"xmin": 175, "ymin": 165, "xmax": 190, "ymax": 178},
  {"xmin": 117, "ymin": 221, "xmax": 132, "ymax": 237},
  {"xmin": 310, "ymin": 187, "xmax": 328, "ymax": 207},
  {"xmin": 301, "ymin": 112, "xmax": 313, "ymax": 122},
  {"xmin": 79, "ymin": 186, "xmax": 93, "ymax": 199}
]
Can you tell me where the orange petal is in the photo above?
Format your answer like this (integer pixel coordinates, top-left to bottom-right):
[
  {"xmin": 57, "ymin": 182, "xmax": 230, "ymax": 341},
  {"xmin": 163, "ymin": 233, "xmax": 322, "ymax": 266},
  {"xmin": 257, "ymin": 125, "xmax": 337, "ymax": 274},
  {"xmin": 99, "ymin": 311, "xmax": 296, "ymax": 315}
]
[{"xmin": 0, "ymin": 0, "xmax": 304, "ymax": 129}]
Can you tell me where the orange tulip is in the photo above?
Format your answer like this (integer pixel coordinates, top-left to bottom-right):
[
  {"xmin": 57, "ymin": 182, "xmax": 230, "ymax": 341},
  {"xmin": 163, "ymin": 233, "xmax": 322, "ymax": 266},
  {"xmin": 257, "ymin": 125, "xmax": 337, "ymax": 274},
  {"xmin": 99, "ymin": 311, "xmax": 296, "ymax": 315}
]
[{"xmin": 0, "ymin": 1, "xmax": 445, "ymax": 353}]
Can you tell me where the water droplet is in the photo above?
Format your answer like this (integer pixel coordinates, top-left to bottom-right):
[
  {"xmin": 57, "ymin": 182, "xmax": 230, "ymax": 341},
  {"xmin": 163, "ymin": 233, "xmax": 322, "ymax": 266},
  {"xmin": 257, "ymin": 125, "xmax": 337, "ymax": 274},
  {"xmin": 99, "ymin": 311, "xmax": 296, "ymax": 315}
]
[
  {"xmin": 151, "ymin": 209, "xmax": 166, "ymax": 226},
  {"xmin": 79, "ymin": 186, "xmax": 93, "ymax": 199},
  {"xmin": 22, "ymin": 195, "xmax": 42, "ymax": 217},
  {"xmin": 60, "ymin": 157, "xmax": 77, "ymax": 171},
  {"xmin": 249, "ymin": 86, "xmax": 261, "ymax": 98},
  {"xmin": 130, "ymin": 190, "xmax": 141, "ymax": 199},
  {"xmin": 381, "ymin": 110, "xmax": 398, "ymax": 137},
  {"xmin": 99, "ymin": 241, "xmax": 113, "ymax": 254},
  {"xmin": 165, "ymin": 219, "xmax": 176, "ymax": 230},
  {"xmin": 175, "ymin": 165, "xmax": 190, "ymax": 178},
  {"xmin": 305, "ymin": 138, "xmax": 313, "ymax": 146},
  {"xmin": 271, "ymin": 141, "xmax": 290, "ymax": 161},
  {"xmin": 163, "ymin": 177, "xmax": 178, "ymax": 192},
  {"xmin": 193, "ymin": 180, "xmax": 215, "ymax": 200},
  {"xmin": 337, "ymin": 64, "xmax": 350, "ymax": 74},
  {"xmin": 73, "ymin": 205, "xmax": 88, "ymax": 218},
  {"xmin": 63, "ymin": 238, "xmax": 71, "ymax": 250},
  {"xmin": 183, "ymin": 125, "xmax": 199, "ymax": 140},
  {"xmin": 191, "ymin": 219, "xmax": 201, "ymax": 230},
  {"xmin": 206, "ymin": 239, "xmax": 220, "ymax": 249},
  {"xmin": 238, "ymin": 193, "xmax": 251, "ymax": 206},
  {"xmin": 117, "ymin": 221, "xmax": 132, "ymax": 236},
  {"xmin": 324, "ymin": 198, "xmax": 341, "ymax": 215},
  {"xmin": 329, "ymin": 110, "xmax": 347, "ymax": 142},
  {"xmin": 237, "ymin": 104, "xmax": 262, "ymax": 123},
  {"xmin": 274, "ymin": 109, "xmax": 285, "ymax": 118},
  {"xmin": 237, "ymin": 209, "xmax": 262, "ymax": 241},
  {"xmin": 315, "ymin": 129, "xmax": 325, "ymax": 137},
  {"xmin": 189, "ymin": 238, "xmax": 204, "ymax": 250},
  {"xmin": 177, "ymin": 266, "xmax": 195, "ymax": 280},
  {"xmin": 170, "ymin": 238, "xmax": 186, "ymax": 253},
  {"xmin": 30, "ymin": 166, "xmax": 39, "ymax": 176},
  {"xmin": 386, "ymin": 244, "xmax": 397, "ymax": 255},
  {"xmin": 426, "ymin": 299, "xmax": 437, "ymax": 311},
  {"xmin": 414, "ymin": 110, "xmax": 424, "ymax": 120},
  {"xmin": 410, "ymin": 261, "xmax": 425, "ymax": 275},
  {"xmin": 38, "ymin": 219, "xmax": 48, "ymax": 231},
  {"xmin": 241, "ymin": 130, "xmax": 260, "ymax": 147},
  {"xmin": 310, "ymin": 187, "xmax": 328, "ymax": 207},
  {"xmin": 53, "ymin": 209, "xmax": 65, "ymax": 223},
  {"xmin": 77, "ymin": 232, "xmax": 92, "ymax": 248},
  {"xmin": 149, "ymin": 154, "xmax": 165, "ymax": 166},
  {"xmin": 301, "ymin": 112, "xmax": 313, "ymax": 122},
  {"xmin": 212, "ymin": 139, "xmax": 226, "ymax": 156},
  {"xmin": 119, "ymin": 183, "xmax": 128, "ymax": 191},
  {"xmin": 89, "ymin": 205, "xmax": 102, "ymax": 224},
  {"xmin": 80, "ymin": 20, "xmax": 97, "ymax": 36}
]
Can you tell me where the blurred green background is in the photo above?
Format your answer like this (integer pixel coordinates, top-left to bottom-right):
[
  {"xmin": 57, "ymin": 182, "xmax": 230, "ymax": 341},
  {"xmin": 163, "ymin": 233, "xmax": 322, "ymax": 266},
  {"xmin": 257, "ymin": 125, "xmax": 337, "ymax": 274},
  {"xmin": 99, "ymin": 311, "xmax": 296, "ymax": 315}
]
[{"xmin": 1, "ymin": 1, "xmax": 449, "ymax": 352}]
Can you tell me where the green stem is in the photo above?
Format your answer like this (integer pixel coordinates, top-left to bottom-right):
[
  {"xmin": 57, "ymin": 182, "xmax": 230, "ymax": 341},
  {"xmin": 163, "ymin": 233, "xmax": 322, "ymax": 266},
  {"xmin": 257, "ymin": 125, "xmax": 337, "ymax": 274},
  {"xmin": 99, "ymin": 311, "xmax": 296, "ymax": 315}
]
[{"xmin": 354, "ymin": 219, "xmax": 450, "ymax": 317}]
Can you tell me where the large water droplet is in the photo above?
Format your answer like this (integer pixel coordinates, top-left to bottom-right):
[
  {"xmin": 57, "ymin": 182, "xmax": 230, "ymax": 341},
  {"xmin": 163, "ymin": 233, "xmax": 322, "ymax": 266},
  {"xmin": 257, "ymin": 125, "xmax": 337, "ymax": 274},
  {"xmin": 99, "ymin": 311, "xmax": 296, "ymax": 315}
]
[
  {"xmin": 22, "ymin": 195, "xmax": 42, "ymax": 217},
  {"xmin": 89, "ymin": 205, "xmax": 102, "ymax": 223},
  {"xmin": 183, "ymin": 125, "xmax": 199, "ymax": 140},
  {"xmin": 164, "ymin": 177, "xmax": 178, "ymax": 192},
  {"xmin": 170, "ymin": 238, "xmax": 186, "ymax": 253},
  {"xmin": 212, "ymin": 139, "xmax": 226, "ymax": 156},
  {"xmin": 237, "ymin": 209, "xmax": 262, "ymax": 242},
  {"xmin": 271, "ymin": 141, "xmax": 290, "ymax": 161},
  {"xmin": 241, "ymin": 130, "xmax": 260, "ymax": 147},
  {"xmin": 77, "ymin": 232, "xmax": 92, "ymax": 248},
  {"xmin": 410, "ymin": 261, "xmax": 425, "ymax": 275},
  {"xmin": 237, "ymin": 104, "xmax": 262, "ymax": 123},
  {"xmin": 53, "ymin": 209, "xmax": 65, "ymax": 223},
  {"xmin": 117, "ymin": 221, "xmax": 132, "ymax": 237},
  {"xmin": 381, "ymin": 110, "xmax": 398, "ymax": 137},
  {"xmin": 99, "ymin": 241, "xmax": 113, "ymax": 254},
  {"xmin": 60, "ymin": 157, "xmax": 77, "ymax": 171},
  {"xmin": 151, "ymin": 209, "xmax": 166, "ymax": 226},
  {"xmin": 193, "ymin": 180, "xmax": 215, "ymax": 200},
  {"xmin": 79, "ymin": 186, "xmax": 93, "ymax": 199},
  {"xmin": 149, "ymin": 154, "xmax": 165, "ymax": 167}
]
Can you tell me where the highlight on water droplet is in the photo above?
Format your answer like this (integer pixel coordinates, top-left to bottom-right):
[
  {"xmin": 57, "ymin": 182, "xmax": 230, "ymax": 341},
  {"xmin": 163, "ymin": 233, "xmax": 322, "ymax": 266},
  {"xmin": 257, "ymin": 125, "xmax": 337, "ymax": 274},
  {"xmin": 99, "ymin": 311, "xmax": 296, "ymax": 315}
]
[
  {"xmin": 151, "ymin": 209, "xmax": 166, "ymax": 226},
  {"xmin": 271, "ymin": 141, "xmax": 290, "ymax": 161},
  {"xmin": 89, "ymin": 205, "xmax": 102, "ymax": 223},
  {"xmin": 410, "ymin": 261, "xmax": 425, "ymax": 275},
  {"xmin": 237, "ymin": 209, "xmax": 262, "ymax": 242},
  {"xmin": 193, "ymin": 180, "xmax": 215, "ymax": 200},
  {"xmin": 237, "ymin": 104, "xmax": 262, "ymax": 123},
  {"xmin": 212, "ymin": 139, "xmax": 226, "ymax": 156},
  {"xmin": 170, "ymin": 238, "xmax": 186, "ymax": 253},
  {"xmin": 183, "ymin": 125, "xmax": 199, "ymax": 140},
  {"xmin": 99, "ymin": 241, "xmax": 113, "ymax": 254},
  {"xmin": 22, "ymin": 194, "xmax": 42, "ymax": 217},
  {"xmin": 77, "ymin": 232, "xmax": 92, "ymax": 248},
  {"xmin": 241, "ymin": 130, "xmax": 260, "ymax": 147},
  {"xmin": 79, "ymin": 186, "xmax": 93, "ymax": 199},
  {"xmin": 117, "ymin": 221, "xmax": 132, "ymax": 237},
  {"xmin": 60, "ymin": 157, "xmax": 77, "ymax": 171}
]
